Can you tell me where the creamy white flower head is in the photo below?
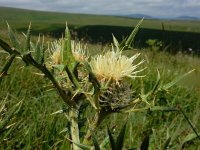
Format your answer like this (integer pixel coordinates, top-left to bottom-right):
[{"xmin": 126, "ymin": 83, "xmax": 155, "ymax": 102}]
[
  {"xmin": 90, "ymin": 49, "xmax": 144, "ymax": 84},
  {"xmin": 50, "ymin": 39, "xmax": 88, "ymax": 64}
]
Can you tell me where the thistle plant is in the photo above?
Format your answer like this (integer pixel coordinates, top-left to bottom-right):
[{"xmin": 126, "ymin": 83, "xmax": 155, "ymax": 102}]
[{"xmin": 0, "ymin": 20, "xmax": 195, "ymax": 150}]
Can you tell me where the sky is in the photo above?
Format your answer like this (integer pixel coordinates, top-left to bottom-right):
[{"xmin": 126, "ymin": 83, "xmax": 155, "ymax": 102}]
[{"xmin": 0, "ymin": 0, "xmax": 199, "ymax": 18}]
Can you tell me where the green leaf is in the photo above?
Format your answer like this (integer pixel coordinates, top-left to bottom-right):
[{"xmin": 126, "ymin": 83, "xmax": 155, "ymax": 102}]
[
  {"xmin": 24, "ymin": 23, "xmax": 31, "ymax": 52},
  {"xmin": 112, "ymin": 34, "xmax": 120, "ymax": 49},
  {"xmin": 91, "ymin": 132, "xmax": 101, "ymax": 150},
  {"xmin": 151, "ymin": 69, "xmax": 161, "ymax": 94},
  {"xmin": 62, "ymin": 23, "xmax": 76, "ymax": 68},
  {"xmin": 120, "ymin": 18, "xmax": 144, "ymax": 50},
  {"xmin": 182, "ymin": 133, "xmax": 200, "ymax": 146},
  {"xmin": 116, "ymin": 123, "xmax": 126, "ymax": 150},
  {"xmin": 7, "ymin": 22, "xmax": 20, "ymax": 49},
  {"xmin": 162, "ymin": 69, "xmax": 195, "ymax": 91},
  {"xmin": 84, "ymin": 62, "xmax": 101, "ymax": 109},
  {"xmin": 179, "ymin": 107, "xmax": 200, "ymax": 140},
  {"xmin": 107, "ymin": 127, "xmax": 116, "ymax": 150},
  {"xmin": 71, "ymin": 140, "xmax": 91, "ymax": 150},
  {"xmin": 163, "ymin": 137, "xmax": 171, "ymax": 150},
  {"xmin": 143, "ymin": 69, "xmax": 161, "ymax": 99},
  {"xmin": 34, "ymin": 35, "xmax": 44, "ymax": 64},
  {"xmin": 99, "ymin": 136, "xmax": 109, "ymax": 149}
]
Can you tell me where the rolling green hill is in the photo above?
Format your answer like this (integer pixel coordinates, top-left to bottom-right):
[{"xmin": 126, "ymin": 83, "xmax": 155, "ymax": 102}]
[
  {"xmin": 1, "ymin": 6, "xmax": 200, "ymax": 33},
  {"xmin": 1, "ymin": 6, "xmax": 200, "ymax": 52}
]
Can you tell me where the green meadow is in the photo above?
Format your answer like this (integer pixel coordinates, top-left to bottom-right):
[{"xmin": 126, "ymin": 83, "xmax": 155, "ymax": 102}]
[
  {"xmin": 1, "ymin": 6, "xmax": 200, "ymax": 52},
  {"xmin": 0, "ymin": 6, "xmax": 200, "ymax": 149}
]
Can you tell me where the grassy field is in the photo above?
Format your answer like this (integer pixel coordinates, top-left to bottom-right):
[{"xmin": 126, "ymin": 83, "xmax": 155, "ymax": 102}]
[
  {"xmin": 0, "ymin": 7, "xmax": 200, "ymax": 149},
  {"xmin": 1, "ymin": 40, "xmax": 200, "ymax": 149}
]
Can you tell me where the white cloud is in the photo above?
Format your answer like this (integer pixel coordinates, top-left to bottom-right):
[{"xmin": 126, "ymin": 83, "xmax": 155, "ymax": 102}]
[{"xmin": 0, "ymin": 0, "xmax": 199, "ymax": 18}]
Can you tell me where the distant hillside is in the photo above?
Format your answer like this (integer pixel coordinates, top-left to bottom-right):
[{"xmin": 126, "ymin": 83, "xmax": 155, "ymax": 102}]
[
  {"xmin": 125, "ymin": 14, "xmax": 153, "ymax": 19},
  {"xmin": 0, "ymin": 6, "xmax": 200, "ymax": 33},
  {"xmin": 0, "ymin": 6, "xmax": 144, "ymax": 28},
  {"xmin": 175, "ymin": 16, "xmax": 200, "ymax": 20},
  {"xmin": 1, "ymin": 6, "xmax": 200, "ymax": 52}
]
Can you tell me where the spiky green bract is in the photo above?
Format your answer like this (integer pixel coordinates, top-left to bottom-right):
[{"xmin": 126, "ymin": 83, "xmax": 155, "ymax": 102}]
[
  {"xmin": 62, "ymin": 23, "xmax": 77, "ymax": 71},
  {"xmin": 7, "ymin": 22, "xmax": 20, "ymax": 49},
  {"xmin": 32, "ymin": 35, "xmax": 44, "ymax": 64},
  {"xmin": 24, "ymin": 23, "xmax": 31, "ymax": 53}
]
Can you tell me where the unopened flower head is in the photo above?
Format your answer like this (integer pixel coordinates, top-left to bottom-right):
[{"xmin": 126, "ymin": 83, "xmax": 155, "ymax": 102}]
[
  {"xmin": 50, "ymin": 39, "xmax": 88, "ymax": 64},
  {"xmin": 90, "ymin": 49, "xmax": 145, "ymax": 84}
]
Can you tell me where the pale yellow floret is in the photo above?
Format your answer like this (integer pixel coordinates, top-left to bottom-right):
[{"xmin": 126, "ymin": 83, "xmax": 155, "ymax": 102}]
[
  {"xmin": 71, "ymin": 40, "xmax": 88, "ymax": 62},
  {"xmin": 90, "ymin": 49, "xmax": 144, "ymax": 84}
]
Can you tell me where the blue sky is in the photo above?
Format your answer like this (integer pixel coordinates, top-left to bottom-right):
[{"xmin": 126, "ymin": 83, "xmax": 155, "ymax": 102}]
[{"xmin": 0, "ymin": 0, "xmax": 199, "ymax": 18}]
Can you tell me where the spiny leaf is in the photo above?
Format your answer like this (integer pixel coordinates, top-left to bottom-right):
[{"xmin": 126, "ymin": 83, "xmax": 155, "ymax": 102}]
[
  {"xmin": 7, "ymin": 22, "xmax": 20, "ymax": 49},
  {"xmin": 62, "ymin": 22, "xmax": 76, "ymax": 69},
  {"xmin": 67, "ymin": 138, "xmax": 91, "ymax": 150},
  {"xmin": 24, "ymin": 23, "xmax": 31, "ymax": 52},
  {"xmin": 99, "ymin": 136, "xmax": 109, "ymax": 149},
  {"xmin": 162, "ymin": 69, "xmax": 195, "ymax": 91},
  {"xmin": 107, "ymin": 127, "xmax": 116, "ymax": 150},
  {"xmin": 65, "ymin": 64, "xmax": 80, "ymax": 89},
  {"xmin": 34, "ymin": 35, "xmax": 44, "ymax": 64},
  {"xmin": 112, "ymin": 34, "xmax": 120, "ymax": 49},
  {"xmin": 179, "ymin": 107, "xmax": 200, "ymax": 140},
  {"xmin": 142, "ymin": 69, "xmax": 161, "ymax": 100},
  {"xmin": 125, "ymin": 18, "xmax": 143, "ymax": 47},
  {"xmin": 91, "ymin": 132, "xmax": 101, "ymax": 150},
  {"xmin": 182, "ymin": 133, "xmax": 200, "ymax": 146},
  {"xmin": 116, "ymin": 123, "xmax": 126, "ymax": 150},
  {"xmin": 62, "ymin": 23, "xmax": 80, "ymax": 88},
  {"xmin": 163, "ymin": 137, "xmax": 171, "ymax": 150},
  {"xmin": 151, "ymin": 69, "xmax": 161, "ymax": 94},
  {"xmin": 120, "ymin": 18, "xmax": 144, "ymax": 50},
  {"xmin": 84, "ymin": 62, "xmax": 100, "ymax": 109}
]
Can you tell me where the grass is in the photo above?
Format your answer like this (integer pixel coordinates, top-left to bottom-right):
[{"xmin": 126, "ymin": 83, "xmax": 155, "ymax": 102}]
[
  {"xmin": 1, "ymin": 41, "xmax": 200, "ymax": 149},
  {"xmin": 0, "ymin": 9, "xmax": 200, "ymax": 149}
]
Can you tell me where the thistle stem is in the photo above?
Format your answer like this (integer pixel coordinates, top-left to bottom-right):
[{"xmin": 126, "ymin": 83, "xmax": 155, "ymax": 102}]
[
  {"xmin": 83, "ymin": 110, "xmax": 109, "ymax": 145},
  {"xmin": 69, "ymin": 107, "xmax": 81, "ymax": 150}
]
